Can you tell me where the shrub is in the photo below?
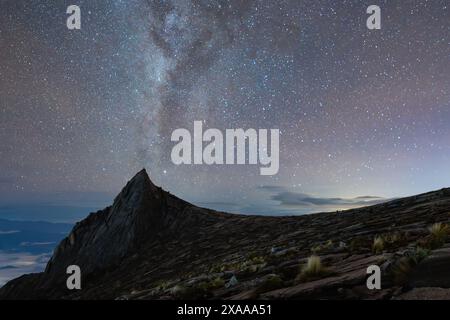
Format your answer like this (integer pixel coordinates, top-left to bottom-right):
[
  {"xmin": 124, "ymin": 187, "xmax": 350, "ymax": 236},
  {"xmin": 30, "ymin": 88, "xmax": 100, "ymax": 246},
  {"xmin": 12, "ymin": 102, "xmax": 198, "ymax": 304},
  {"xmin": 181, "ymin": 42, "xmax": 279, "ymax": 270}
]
[
  {"xmin": 408, "ymin": 247, "xmax": 430, "ymax": 265},
  {"xmin": 372, "ymin": 236, "xmax": 385, "ymax": 254},
  {"xmin": 311, "ymin": 240, "xmax": 333, "ymax": 254},
  {"xmin": 419, "ymin": 223, "xmax": 450, "ymax": 249},
  {"xmin": 428, "ymin": 223, "xmax": 449, "ymax": 248},
  {"xmin": 296, "ymin": 256, "xmax": 332, "ymax": 282},
  {"xmin": 303, "ymin": 256, "xmax": 322, "ymax": 274}
]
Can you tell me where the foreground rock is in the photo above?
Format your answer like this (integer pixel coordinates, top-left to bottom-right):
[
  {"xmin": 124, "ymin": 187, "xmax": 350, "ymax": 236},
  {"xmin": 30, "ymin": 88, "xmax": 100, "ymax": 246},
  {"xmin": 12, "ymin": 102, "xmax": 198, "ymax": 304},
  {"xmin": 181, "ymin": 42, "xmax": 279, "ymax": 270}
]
[
  {"xmin": 395, "ymin": 288, "xmax": 450, "ymax": 300},
  {"xmin": 408, "ymin": 247, "xmax": 450, "ymax": 288},
  {"xmin": 0, "ymin": 169, "xmax": 449, "ymax": 300}
]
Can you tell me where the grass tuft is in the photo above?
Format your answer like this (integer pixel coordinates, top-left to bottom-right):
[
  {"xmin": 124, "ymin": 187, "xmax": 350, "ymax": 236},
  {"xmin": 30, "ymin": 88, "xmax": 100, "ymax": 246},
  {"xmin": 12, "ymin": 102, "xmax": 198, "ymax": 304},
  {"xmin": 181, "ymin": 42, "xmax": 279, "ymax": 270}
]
[
  {"xmin": 296, "ymin": 256, "xmax": 333, "ymax": 282},
  {"xmin": 391, "ymin": 247, "xmax": 431, "ymax": 285},
  {"xmin": 428, "ymin": 223, "xmax": 449, "ymax": 247},
  {"xmin": 311, "ymin": 240, "xmax": 334, "ymax": 254},
  {"xmin": 372, "ymin": 236, "xmax": 385, "ymax": 254}
]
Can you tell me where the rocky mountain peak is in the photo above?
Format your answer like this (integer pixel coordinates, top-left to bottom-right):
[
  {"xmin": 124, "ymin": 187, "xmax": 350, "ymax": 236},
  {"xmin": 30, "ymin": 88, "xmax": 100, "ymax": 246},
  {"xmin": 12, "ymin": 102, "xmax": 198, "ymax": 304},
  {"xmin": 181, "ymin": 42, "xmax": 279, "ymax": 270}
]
[
  {"xmin": 115, "ymin": 168, "xmax": 158, "ymax": 205},
  {"xmin": 44, "ymin": 169, "xmax": 175, "ymax": 279}
]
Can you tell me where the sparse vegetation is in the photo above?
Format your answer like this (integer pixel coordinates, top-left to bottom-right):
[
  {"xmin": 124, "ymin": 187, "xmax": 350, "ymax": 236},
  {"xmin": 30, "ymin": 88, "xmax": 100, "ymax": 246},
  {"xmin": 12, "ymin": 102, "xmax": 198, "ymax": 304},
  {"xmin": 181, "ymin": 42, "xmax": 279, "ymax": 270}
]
[
  {"xmin": 171, "ymin": 276, "xmax": 226, "ymax": 299},
  {"xmin": 311, "ymin": 240, "xmax": 334, "ymax": 254},
  {"xmin": 155, "ymin": 280, "xmax": 170, "ymax": 291},
  {"xmin": 390, "ymin": 247, "xmax": 431, "ymax": 285},
  {"xmin": 370, "ymin": 232, "xmax": 409, "ymax": 254},
  {"xmin": 407, "ymin": 247, "xmax": 430, "ymax": 265},
  {"xmin": 417, "ymin": 222, "xmax": 450, "ymax": 249},
  {"xmin": 384, "ymin": 232, "xmax": 409, "ymax": 249},
  {"xmin": 349, "ymin": 237, "xmax": 370, "ymax": 253},
  {"xmin": 428, "ymin": 222, "xmax": 449, "ymax": 248},
  {"xmin": 255, "ymin": 274, "xmax": 284, "ymax": 294},
  {"xmin": 296, "ymin": 255, "xmax": 333, "ymax": 282},
  {"xmin": 239, "ymin": 256, "xmax": 267, "ymax": 276},
  {"xmin": 384, "ymin": 232, "xmax": 401, "ymax": 244},
  {"xmin": 209, "ymin": 255, "xmax": 266, "ymax": 274},
  {"xmin": 208, "ymin": 277, "xmax": 225, "ymax": 290},
  {"xmin": 372, "ymin": 236, "xmax": 385, "ymax": 254}
]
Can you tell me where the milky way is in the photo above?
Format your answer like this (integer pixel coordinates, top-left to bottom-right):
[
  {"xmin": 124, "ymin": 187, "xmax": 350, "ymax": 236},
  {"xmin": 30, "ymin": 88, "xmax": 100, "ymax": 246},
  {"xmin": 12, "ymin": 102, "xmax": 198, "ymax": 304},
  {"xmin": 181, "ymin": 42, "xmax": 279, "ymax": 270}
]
[{"xmin": 0, "ymin": 0, "xmax": 449, "ymax": 217}]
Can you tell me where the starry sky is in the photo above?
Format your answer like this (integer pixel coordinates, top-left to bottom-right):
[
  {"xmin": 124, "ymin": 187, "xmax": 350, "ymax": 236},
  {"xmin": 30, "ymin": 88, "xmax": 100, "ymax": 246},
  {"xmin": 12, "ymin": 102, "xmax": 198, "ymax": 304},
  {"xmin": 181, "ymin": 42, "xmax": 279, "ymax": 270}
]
[{"xmin": 0, "ymin": 0, "xmax": 449, "ymax": 220}]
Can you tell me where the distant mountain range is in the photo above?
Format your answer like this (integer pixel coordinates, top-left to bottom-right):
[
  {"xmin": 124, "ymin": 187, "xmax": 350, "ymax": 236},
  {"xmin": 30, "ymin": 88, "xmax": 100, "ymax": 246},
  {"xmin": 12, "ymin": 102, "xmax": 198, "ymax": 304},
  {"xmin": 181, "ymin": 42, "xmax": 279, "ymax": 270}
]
[{"xmin": 1, "ymin": 169, "xmax": 450, "ymax": 300}]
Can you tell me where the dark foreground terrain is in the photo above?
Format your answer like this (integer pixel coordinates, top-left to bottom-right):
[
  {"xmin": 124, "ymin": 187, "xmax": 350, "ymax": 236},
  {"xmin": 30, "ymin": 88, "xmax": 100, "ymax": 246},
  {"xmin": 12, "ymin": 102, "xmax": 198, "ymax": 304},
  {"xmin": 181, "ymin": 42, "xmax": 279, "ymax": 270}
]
[{"xmin": 1, "ymin": 169, "xmax": 450, "ymax": 300}]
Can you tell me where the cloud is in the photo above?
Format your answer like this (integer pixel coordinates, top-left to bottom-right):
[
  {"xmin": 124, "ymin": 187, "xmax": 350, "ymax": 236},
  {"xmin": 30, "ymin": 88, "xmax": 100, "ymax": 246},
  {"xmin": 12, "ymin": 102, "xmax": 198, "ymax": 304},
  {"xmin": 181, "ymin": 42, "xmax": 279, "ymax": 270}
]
[
  {"xmin": 257, "ymin": 185, "xmax": 388, "ymax": 212},
  {"xmin": 196, "ymin": 186, "xmax": 389, "ymax": 216},
  {"xmin": 271, "ymin": 191, "xmax": 386, "ymax": 207},
  {"xmin": 0, "ymin": 265, "xmax": 18, "ymax": 270},
  {"xmin": 257, "ymin": 185, "xmax": 287, "ymax": 192},
  {"xmin": 354, "ymin": 196, "xmax": 383, "ymax": 200},
  {"xmin": 0, "ymin": 251, "xmax": 51, "ymax": 287},
  {"xmin": 20, "ymin": 242, "xmax": 56, "ymax": 247},
  {"xmin": 0, "ymin": 230, "xmax": 20, "ymax": 235}
]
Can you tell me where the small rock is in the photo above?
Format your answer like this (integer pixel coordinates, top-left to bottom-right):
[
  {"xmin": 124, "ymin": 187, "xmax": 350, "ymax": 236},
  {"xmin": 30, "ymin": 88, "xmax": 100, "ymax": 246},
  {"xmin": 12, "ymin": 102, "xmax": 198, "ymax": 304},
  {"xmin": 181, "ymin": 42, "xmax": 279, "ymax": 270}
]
[{"xmin": 226, "ymin": 275, "xmax": 239, "ymax": 288}]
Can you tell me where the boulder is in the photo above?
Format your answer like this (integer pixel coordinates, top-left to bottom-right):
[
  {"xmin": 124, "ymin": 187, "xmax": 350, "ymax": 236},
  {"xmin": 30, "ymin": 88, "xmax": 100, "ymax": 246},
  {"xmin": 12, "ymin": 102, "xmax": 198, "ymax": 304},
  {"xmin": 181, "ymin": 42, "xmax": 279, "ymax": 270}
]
[{"xmin": 408, "ymin": 247, "xmax": 450, "ymax": 288}]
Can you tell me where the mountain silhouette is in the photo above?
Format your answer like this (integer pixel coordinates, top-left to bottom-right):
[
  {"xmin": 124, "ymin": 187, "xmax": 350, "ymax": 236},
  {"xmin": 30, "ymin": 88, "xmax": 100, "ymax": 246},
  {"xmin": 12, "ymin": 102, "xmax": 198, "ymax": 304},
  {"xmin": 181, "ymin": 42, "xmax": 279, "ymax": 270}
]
[{"xmin": 1, "ymin": 169, "xmax": 450, "ymax": 300}]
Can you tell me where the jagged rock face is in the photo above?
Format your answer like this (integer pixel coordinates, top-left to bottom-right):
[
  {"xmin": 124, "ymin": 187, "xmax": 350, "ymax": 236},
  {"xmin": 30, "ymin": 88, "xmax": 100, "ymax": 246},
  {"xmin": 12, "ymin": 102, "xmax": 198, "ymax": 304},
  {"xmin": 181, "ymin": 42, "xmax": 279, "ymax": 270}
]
[
  {"xmin": 0, "ymin": 169, "xmax": 229, "ymax": 299},
  {"xmin": 46, "ymin": 170, "xmax": 165, "ymax": 277},
  {"xmin": 1, "ymin": 169, "xmax": 450, "ymax": 300},
  {"xmin": 45, "ymin": 169, "xmax": 203, "ymax": 281}
]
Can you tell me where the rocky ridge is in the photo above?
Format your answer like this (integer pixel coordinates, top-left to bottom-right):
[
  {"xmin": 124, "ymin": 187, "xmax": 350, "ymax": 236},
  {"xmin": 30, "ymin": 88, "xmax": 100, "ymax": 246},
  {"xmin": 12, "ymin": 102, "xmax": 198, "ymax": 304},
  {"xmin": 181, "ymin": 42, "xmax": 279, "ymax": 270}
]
[{"xmin": 1, "ymin": 169, "xmax": 450, "ymax": 300}]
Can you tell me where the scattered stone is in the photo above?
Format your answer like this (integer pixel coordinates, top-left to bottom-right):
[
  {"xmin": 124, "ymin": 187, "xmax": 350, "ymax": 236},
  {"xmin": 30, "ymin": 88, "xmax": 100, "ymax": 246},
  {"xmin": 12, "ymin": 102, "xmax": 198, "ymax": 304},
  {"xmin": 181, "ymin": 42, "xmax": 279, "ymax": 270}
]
[{"xmin": 226, "ymin": 275, "xmax": 239, "ymax": 289}]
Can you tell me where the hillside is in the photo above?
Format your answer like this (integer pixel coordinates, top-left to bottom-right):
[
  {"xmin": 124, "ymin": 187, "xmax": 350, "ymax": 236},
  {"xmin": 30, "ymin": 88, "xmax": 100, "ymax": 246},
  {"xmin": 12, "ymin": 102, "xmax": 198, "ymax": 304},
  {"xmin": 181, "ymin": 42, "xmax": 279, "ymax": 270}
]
[{"xmin": 1, "ymin": 169, "xmax": 450, "ymax": 300}]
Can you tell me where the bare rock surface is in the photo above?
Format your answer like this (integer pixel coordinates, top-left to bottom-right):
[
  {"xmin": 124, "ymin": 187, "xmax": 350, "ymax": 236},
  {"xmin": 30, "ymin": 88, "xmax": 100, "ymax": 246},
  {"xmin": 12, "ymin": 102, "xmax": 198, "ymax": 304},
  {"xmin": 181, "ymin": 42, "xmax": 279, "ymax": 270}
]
[{"xmin": 395, "ymin": 287, "xmax": 450, "ymax": 300}]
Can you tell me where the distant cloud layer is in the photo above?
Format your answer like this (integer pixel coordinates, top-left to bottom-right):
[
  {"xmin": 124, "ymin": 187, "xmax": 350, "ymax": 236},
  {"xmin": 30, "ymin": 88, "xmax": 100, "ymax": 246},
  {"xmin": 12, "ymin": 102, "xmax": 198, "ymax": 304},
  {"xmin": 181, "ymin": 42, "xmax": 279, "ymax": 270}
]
[
  {"xmin": 0, "ymin": 219, "xmax": 71, "ymax": 287},
  {"xmin": 270, "ymin": 191, "xmax": 386, "ymax": 207},
  {"xmin": 0, "ymin": 230, "xmax": 20, "ymax": 235},
  {"xmin": 198, "ymin": 186, "xmax": 389, "ymax": 216},
  {"xmin": 0, "ymin": 251, "xmax": 51, "ymax": 287}
]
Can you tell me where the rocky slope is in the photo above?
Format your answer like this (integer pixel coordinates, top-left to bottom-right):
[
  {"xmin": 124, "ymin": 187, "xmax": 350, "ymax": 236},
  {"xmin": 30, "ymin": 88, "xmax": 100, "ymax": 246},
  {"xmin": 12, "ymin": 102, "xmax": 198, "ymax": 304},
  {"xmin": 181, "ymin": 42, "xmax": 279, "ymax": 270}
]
[{"xmin": 1, "ymin": 169, "xmax": 450, "ymax": 300}]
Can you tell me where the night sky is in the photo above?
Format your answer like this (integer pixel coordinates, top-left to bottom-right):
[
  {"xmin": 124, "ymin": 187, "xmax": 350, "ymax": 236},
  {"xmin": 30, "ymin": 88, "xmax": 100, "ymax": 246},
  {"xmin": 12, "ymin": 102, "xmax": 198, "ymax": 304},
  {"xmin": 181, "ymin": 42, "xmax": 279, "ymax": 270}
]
[{"xmin": 0, "ymin": 0, "xmax": 449, "ymax": 219}]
